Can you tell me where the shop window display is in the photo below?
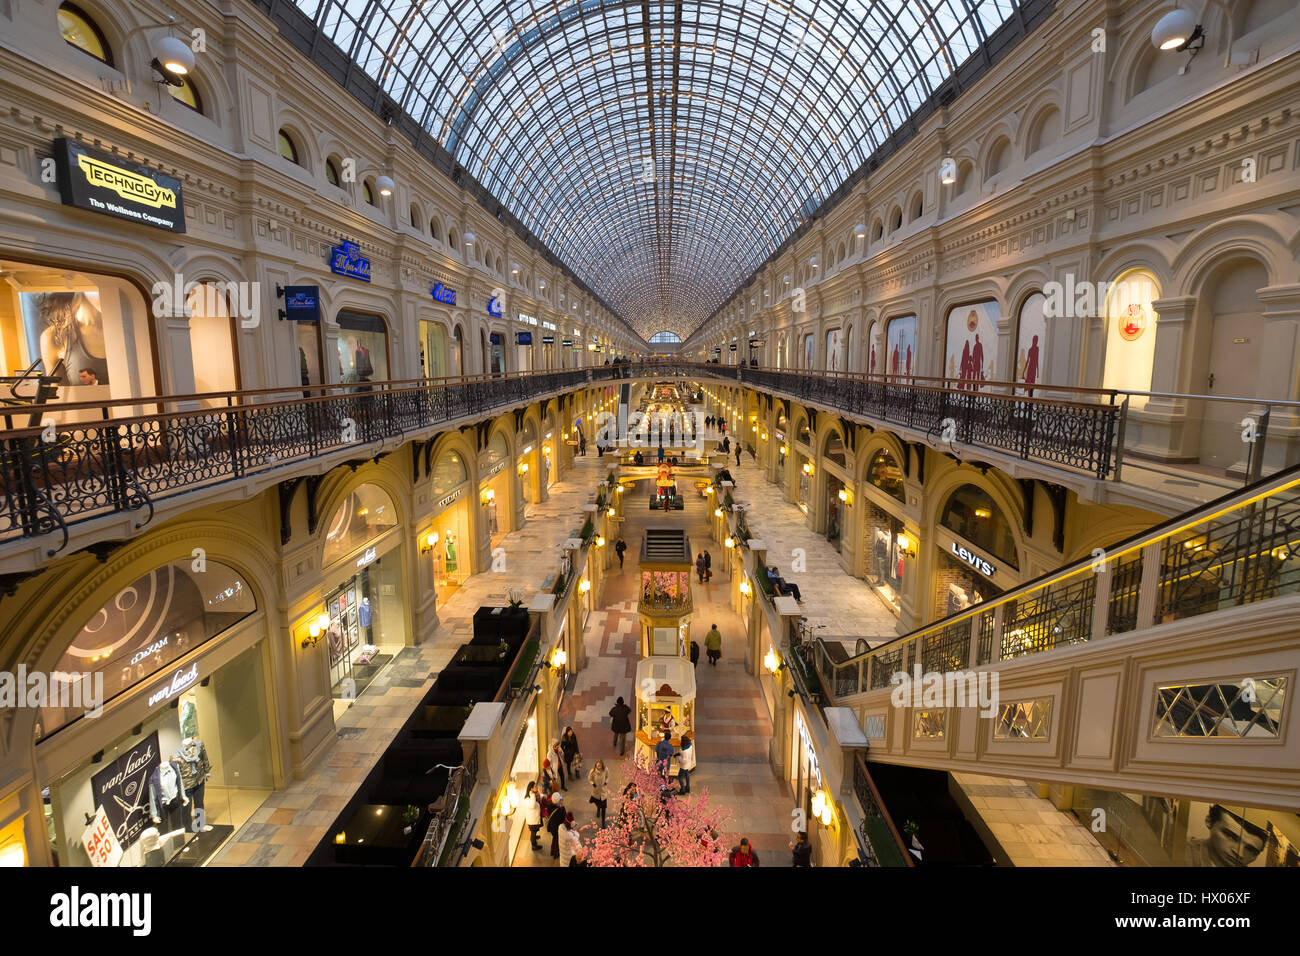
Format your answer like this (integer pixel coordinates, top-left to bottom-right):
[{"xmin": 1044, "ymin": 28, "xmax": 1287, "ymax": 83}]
[
  {"xmin": 865, "ymin": 504, "xmax": 904, "ymax": 614},
  {"xmin": 336, "ymin": 310, "xmax": 388, "ymax": 386},
  {"xmin": 321, "ymin": 484, "xmax": 398, "ymax": 566}
]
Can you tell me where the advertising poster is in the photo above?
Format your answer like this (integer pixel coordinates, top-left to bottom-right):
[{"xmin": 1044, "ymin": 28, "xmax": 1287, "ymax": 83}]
[
  {"xmin": 89, "ymin": 731, "xmax": 160, "ymax": 850},
  {"xmin": 868, "ymin": 321, "xmax": 883, "ymax": 374},
  {"xmin": 19, "ymin": 291, "xmax": 109, "ymax": 385},
  {"xmin": 886, "ymin": 315, "xmax": 916, "ymax": 379},
  {"xmin": 803, "ymin": 333, "xmax": 814, "ymax": 369},
  {"xmin": 1102, "ymin": 273, "xmax": 1159, "ymax": 392},
  {"xmin": 1183, "ymin": 802, "xmax": 1300, "ymax": 867},
  {"xmin": 825, "ymin": 328, "xmax": 842, "ymax": 371},
  {"xmin": 1015, "ymin": 292, "xmax": 1047, "ymax": 389},
  {"xmin": 945, "ymin": 300, "xmax": 999, "ymax": 387}
]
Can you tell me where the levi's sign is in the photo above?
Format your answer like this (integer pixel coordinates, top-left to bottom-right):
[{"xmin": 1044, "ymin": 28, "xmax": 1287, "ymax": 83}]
[
  {"xmin": 53, "ymin": 137, "xmax": 186, "ymax": 233},
  {"xmin": 951, "ymin": 541, "xmax": 995, "ymax": 577}
]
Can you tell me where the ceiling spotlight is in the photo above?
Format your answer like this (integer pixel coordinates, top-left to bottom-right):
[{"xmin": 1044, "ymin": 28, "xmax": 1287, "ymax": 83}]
[
  {"xmin": 375, "ymin": 174, "xmax": 395, "ymax": 197},
  {"xmin": 1151, "ymin": 6, "xmax": 1200, "ymax": 51}
]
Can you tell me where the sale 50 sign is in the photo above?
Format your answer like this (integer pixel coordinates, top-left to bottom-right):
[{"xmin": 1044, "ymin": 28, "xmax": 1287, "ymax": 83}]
[{"xmin": 82, "ymin": 806, "xmax": 123, "ymax": 867}]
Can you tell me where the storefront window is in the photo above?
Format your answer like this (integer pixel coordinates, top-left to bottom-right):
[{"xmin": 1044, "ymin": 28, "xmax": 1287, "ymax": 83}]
[
  {"xmin": 865, "ymin": 504, "xmax": 904, "ymax": 614},
  {"xmin": 431, "ymin": 449, "xmax": 468, "ymax": 497},
  {"xmin": 0, "ymin": 263, "xmax": 156, "ymax": 417},
  {"xmin": 322, "ymin": 484, "xmax": 398, "ymax": 566},
  {"xmin": 866, "ymin": 449, "xmax": 905, "ymax": 502},
  {"xmin": 336, "ymin": 310, "xmax": 389, "ymax": 386},
  {"xmin": 939, "ymin": 485, "xmax": 1018, "ymax": 569},
  {"xmin": 323, "ymin": 547, "xmax": 405, "ymax": 698},
  {"xmin": 37, "ymin": 561, "xmax": 255, "ymax": 741},
  {"xmin": 488, "ymin": 331, "xmax": 506, "ymax": 375},
  {"xmin": 421, "ymin": 320, "xmax": 448, "ymax": 379},
  {"xmin": 824, "ymin": 433, "xmax": 846, "ymax": 467},
  {"xmin": 934, "ymin": 548, "xmax": 1000, "ymax": 619},
  {"xmin": 43, "ymin": 639, "xmax": 273, "ymax": 867}
]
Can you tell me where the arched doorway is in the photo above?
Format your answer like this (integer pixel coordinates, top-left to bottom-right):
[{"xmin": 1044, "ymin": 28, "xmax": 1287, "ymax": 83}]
[
  {"xmin": 429, "ymin": 446, "xmax": 473, "ymax": 593},
  {"xmin": 185, "ymin": 281, "xmax": 241, "ymax": 404},
  {"xmin": 480, "ymin": 429, "xmax": 513, "ymax": 549},
  {"xmin": 1199, "ymin": 258, "xmax": 1268, "ymax": 473}
]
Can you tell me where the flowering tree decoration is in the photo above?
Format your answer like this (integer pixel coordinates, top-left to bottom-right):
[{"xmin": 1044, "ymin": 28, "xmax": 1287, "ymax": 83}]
[{"xmin": 583, "ymin": 754, "xmax": 732, "ymax": 867}]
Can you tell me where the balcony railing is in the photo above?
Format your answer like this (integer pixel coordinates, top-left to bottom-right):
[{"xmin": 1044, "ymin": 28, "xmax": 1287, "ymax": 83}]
[
  {"xmin": 852, "ymin": 755, "xmax": 913, "ymax": 868},
  {"xmin": 0, "ymin": 368, "xmax": 590, "ymax": 553},
  {"xmin": 810, "ymin": 463, "xmax": 1300, "ymax": 701}
]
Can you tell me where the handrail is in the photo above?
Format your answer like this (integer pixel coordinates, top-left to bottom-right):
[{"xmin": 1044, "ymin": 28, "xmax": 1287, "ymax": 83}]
[
  {"xmin": 814, "ymin": 462, "xmax": 1300, "ymax": 696},
  {"xmin": 853, "ymin": 754, "xmax": 914, "ymax": 868}
]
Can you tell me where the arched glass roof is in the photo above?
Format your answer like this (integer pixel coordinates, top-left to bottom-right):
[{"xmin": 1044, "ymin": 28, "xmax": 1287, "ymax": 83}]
[
  {"xmin": 649, "ymin": 330, "xmax": 682, "ymax": 343},
  {"xmin": 290, "ymin": 0, "xmax": 1023, "ymax": 339}
]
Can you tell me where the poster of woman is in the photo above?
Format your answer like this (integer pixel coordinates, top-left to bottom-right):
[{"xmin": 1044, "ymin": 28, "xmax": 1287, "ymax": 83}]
[
  {"xmin": 21, "ymin": 291, "xmax": 109, "ymax": 385},
  {"xmin": 886, "ymin": 315, "xmax": 916, "ymax": 380},
  {"xmin": 1015, "ymin": 292, "xmax": 1048, "ymax": 391},
  {"xmin": 868, "ymin": 321, "xmax": 883, "ymax": 374},
  {"xmin": 825, "ymin": 328, "xmax": 842, "ymax": 371},
  {"xmin": 945, "ymin": 301, "xmax": 999, "ymax": 389}
]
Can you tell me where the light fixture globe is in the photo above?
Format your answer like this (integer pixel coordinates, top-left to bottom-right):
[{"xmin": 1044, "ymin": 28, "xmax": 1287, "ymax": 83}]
[
  {"xmin": 853, "ymin": 223, "xmax": 867, "ymax": 238},
  {"xmin": 375, "ymin": 174, "xmax": 395, "ymax": 197},
  {"xmin": 463, "ymin": 230, "xmax": 476, "ymax": 245},
  {"xmin": 154, "ymin": 35, "xmax": 194, "ymax": 75},
  {"xmin": 1152, "ymin": 7, "xmax": 1198, "ymax": 50}
]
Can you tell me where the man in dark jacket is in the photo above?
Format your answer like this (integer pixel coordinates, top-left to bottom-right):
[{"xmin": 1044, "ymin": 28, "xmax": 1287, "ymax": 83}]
[
  {"xmin": 791, "ymin": 831, "xmax": 812, "ymax": 867},
  {"xmin": 609, "ymin": 696, "xmax": 633, "ymax": 755},
  {"xmin": 729, "ymin": 838, "xmax": 759, "ymax": 867},
  {"xmin": 547, "ymin": 794, "xmax": 566, "ymax": 859}
]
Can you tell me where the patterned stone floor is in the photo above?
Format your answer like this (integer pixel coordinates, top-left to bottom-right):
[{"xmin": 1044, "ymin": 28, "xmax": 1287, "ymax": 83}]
[{"xmin": 511, "ymin": 474, "xmax": 796, "ymax": 867}]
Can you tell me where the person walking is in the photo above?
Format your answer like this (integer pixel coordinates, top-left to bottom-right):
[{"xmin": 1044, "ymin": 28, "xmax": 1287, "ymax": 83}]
[
  {"xmin": 547, "ymin": 794, "xmax": 566, "ymax": 859},
  {"xmin": 561, "ymin": 727, "xmax": 581, "ymax": 779},
  {"xmin": 609, "ymin": 696, "xmax": 632, "ymax": 756},
  {"xmin": 615, "ymin": 537, "xmax": 627, "ymax": 569},
  {"xmin": 588, "ymin": 759, "xmax": 609, "ymax": 827},
  {"xmin": 729, "ymin": 837, "xmax": 760, "ymax": 867},
  {"xmin": 558, "ymin": 811, "xmax": 579, "ymax": 867},
  {"xmin": 523, "ymin": 781, "xmax": 543, "ymax": 850},
  {"xmin": 689, "ymin": 639, "xmax": 700, "ymax": 669},
  {"xmin": 705, "ymin": 623, "xmax": 722, "ymax": 666},
  {"xmin": 540, "ymin": 758, "xmax": 556, "ymax": 797},
  {"xmin": 579, "ymin": 435, "xmax": 587, "ymax": 456},
  {"xmin": 655, "ymin": 730, "xmax": 675, "ymax": 781},
  {"xmin": 791, "ymin": 831, "xmax": 812, "ymax": 867},
  {"xmin": 677, "ymin": 734, "xmax": 695, "ymax": 794},
  {"xmin": 696, "ymin": 552, "xmax": 707, "ymax": 584},
  {"xmin": 721, "ymin": 435, "xmax": 730, "ymax": 454},
  {"xmin": 550, "ymin": 740, "xmax": 568, "ymax": 791},
  {"xmin": 703, "ymin": 550, "xmax": 712, "ymax": 582},
  {"xmin": 735, "ymin": 444, "xmax": 742, "ymax": 466}
]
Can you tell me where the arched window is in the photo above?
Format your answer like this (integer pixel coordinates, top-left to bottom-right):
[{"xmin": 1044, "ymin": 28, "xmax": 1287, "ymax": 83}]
[
  {"xmin": 824, "ymin": 433, "xmax": 846, "ymax": 468},
  {"xmin": 796, "ymin": 419, "xmax": 811, "ymax": 446},
  {"xmin": 431, "ymin": 449, "xmax": 468, "ymax": 497},
  {"xmin": 168, "ymin": 76, "xmax": 203, "ymax": 114},
  {"xmin": 430, "ymin": 218, "xmax": 442, "ymax": 242},
  {"xmin": 986, "ymin": 137, "xmax": 1010, "ymax": 178},
  {"xmin": 649, "ymin": 331, "xmax": 681, "ymax": 344},
  {"xmin": 410, "ymin": 204, "xmax": 421, "ymax": 229},
  {"xmin": 866, "ymin": 448, "xmax": 905, "ymax": 501},
  {"xmin": 871, "ymin": 219, "xmax": 883, "ymax": 241},
  {"xmin": 39, "ymin": 560, "xmax": 256, "ymax": 740},
  {"xmin": 483, "ymin": 430, "xmax": 510, "ymax": 473},
  {"xmin": 322, "ymin": 484, "xmax": 398, "ymax": 566},
  {"xmin": 910, "ymin": 192, "xmax": 924, "ymax": 221},
  {"xmin": 940, "ymin": 484, "xmax": 1018, "ymax": 568},
  {"xmin": 58, "ymin": 2, "xmax": 113, "ymax": 66},
  {"xmin": 362, "ymin": 179, "xmax": 376, "ymax": 205},
  {"xmin": 277, "ymin": 129, "xmax": 300, "ymax": 165},
  {"xmin": 325, "ymin": 157, "xmax": 341, "ymax": 187},
  {"xmin": 448, "ymin": 228, "xmax": 458, "ymax": 250}
]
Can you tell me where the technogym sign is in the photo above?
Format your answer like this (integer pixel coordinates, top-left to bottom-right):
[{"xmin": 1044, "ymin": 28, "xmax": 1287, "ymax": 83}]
[{"xmin": 52, "ymin": 138, "xmax": 186, "ymax": 233}]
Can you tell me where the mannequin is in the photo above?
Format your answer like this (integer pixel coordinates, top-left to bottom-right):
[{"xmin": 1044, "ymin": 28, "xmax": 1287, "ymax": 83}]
[
  {"xmin": 358, "ymin": 596, "xmax": 373, "ymax": 629},
  {"xmin": 173, "ymin": 737, "xmax": 212, "ymax": 832},
  {"xmin": 445, "ymin": 533, "xmax": 458, "ymax": 574},
  {"xmin": 148, "ymin": 758, "xmax": 189, "ymax": 834}
]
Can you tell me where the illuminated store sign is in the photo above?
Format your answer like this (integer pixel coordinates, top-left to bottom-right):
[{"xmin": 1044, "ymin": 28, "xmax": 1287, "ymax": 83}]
[
  {"xmin": 431, "ymin": 282, "xmax": 457, "ymax": 305},
  {"xmin": 147, "ymin": 662, "xmax": 199, "ymax": 708},
  {"xmin": 437, "ymin": 488, "xmax": 464, "ymax": 509},
  {"xmin": 355, "ymin": 546, "xmax": 378, "ymax": 568},
  {"xmin": 329, "ymin": 240, "xmax": 371, "ymax": 282},
  {"xmin": 517, "ymin": 331, "xmax": 533, "ymax": 345},
  {"xmin": 487, "ymin": 296, "xmax": 503, "ymax": 317},
  {"xmin": 950, "ymin": 541, "xmax": 996, "ymax": 577},
  {"xmin": 542, "ymin": 335, "xmax": 555, "ymax": 344},
  {"xmin": 281, "ymin": 285, "xmax": 321, "ymax": 323},
  {"xmin": 53, "ymin": 137, "xmax": 186, "ymax": 233}
]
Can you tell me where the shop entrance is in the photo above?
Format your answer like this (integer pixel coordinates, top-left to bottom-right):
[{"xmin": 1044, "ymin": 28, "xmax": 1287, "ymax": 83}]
[
  {"xmin": 185, "ymin": 282, "xmax": 241, "ymax": 406},
  {"xmin": 825, "ymin": 474, "xmax": 845, "ymax": 551},
  {"xmin": 864, "ymin": 503, "xmax": 905, "ymax": 616}
]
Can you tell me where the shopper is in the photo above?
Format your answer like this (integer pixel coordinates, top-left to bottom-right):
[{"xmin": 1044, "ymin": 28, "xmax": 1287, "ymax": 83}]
[
  {"xmin": 729, "ymin": 837, "xmax": 759, "ymax": 867},
  {"xmin": 677, "ymin": 733, "xmax": 695, "ymax": 794},
  {"xmin": 689, "ymin": 640, "xmax": 700, "ymax": 669},
  {"xmin": 588, "ymin": 759, "xmax": 609, "ymax": 826},
  {"xmin": 523, "ymin": 781, "xmax": 543, "ymax": 850},
  {"xmin": 547, "ymin": 793, "xmax": 566, "ymax": 859},
  {"xmin": 721, "ymin": 435, "xmax": 730, "ymax": 454},
  {"xmin": 615, "ymin": 537, "xmax": 627, "ymax": 569},
  {"xmin": 579, "ymin": 435, "xmax": 587, "ymax": 456},
  {"xmin": 559, "ymin": 811, "xmax": 580, "ymax": 867},
  {"xmin": 561, "ymin": 726, "xmax": 581, "ymax": 778},
  {"xmin": 705, "ymin": 624, "xmax": 722, "ymax": 666},
  {"xmin": 609, "ymin": 696, "xmax": 633, "ymax": 755},
  {"xmin": 655, "ymin": 730, "xmax": 675, "ymax": 780},
  {"xmin": 696, "ymin": 552, "xmax": 707, "ymax": 584},
  {"xmin": 550, "ymin": 740, "xmax": 568, "ymax": 791},
  {"xmin": 791, "ymin": 831, "xmax": 812, "ymax": 867},
  {"xmin": 735, "ymin": 444, "xmax": 742, "ymax": 466},
  {"xmin": 540, "ymin": 758, "xmax": 556, "ymax": 797},
  {"xmin": 703, "ymin": 550, "xmax": 712, "ymax": 581}
]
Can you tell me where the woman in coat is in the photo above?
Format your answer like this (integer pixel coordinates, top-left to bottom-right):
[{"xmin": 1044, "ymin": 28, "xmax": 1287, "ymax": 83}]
[
  {"xmin": 588, "ymin": 759, "xmax": 610, "ymax": 827},
  {"xmin": 522, "ymin": 781, "xmax": 543, "ymax": 850},
  {"xmin": 677, "ymin": 734, "xmax": 696, "ymax": 794},
  {"xmin": 558, "ymin": 812, "xmax": 580, "ymax": 867},
  {"xmin": 560, "ymin": 727, "xmax": 581, "ymax": 779}
]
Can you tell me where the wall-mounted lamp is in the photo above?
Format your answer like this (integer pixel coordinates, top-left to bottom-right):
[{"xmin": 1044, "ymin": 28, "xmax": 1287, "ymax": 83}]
[
  {"xmin": 704, "ymin": 485, "xmax": 714, "ymax": 496},
  {"xmin": 724, "ymin": 537, "xmax": 735, "ymax": 550},
  {"xmin": 596, "ymin": 536, "xmax": 606, "ymax": 547},
  {"xmin": 714, "ymin": 507, "xmax": 724, "ymax": 518},
  {"xmin": 421, "ymin": 531, "xmax": 439, "ymax": 553},
  {"xmin": 811, "ymin": 789, "xmax": 835, "ymax": 827},
  {"xmin": 375, "ymin": 174, "xmax": 395, "ymax": 198},
  {"xmin": 897, "ymin": 533, "xmax": 916, "ymax": 559},
  {"xmin": 763, "ymin": 647, "xmax": 782, "ymax": 674},
  {"xmin": 607, "ymin": 506, "xmax": 616, "ymax": 517},
  {"xmin": 738, "ymin": 579, "xmax": 752, "ymax": 597},
  {"xmin": 550, "ymin": 647, "xmax": 568, "ymax": 669},
  {"xmin": 303, "ymin": 611, "xmax": 332, "ymax": 648},
  {"xmin": 519, "ymin": 463, "xmax": 529, "ymax": 474},
  {"xmin": 482, "ymin": 488, "xmax": 496, "ymax": 503},
  {"xmin": 579, "ymin": 579, "xmax": 591, "ymax": 594},
  {"xmin": 780, "ymin": 446, "xmax": 788, "ymax": 456},
  {"xmin": 802, "ymin": 462, "xmax": 813, "ymax": 475},
  {"xmin": 837, "ymin": 488, "xmax": 850, "ymax": 504}
]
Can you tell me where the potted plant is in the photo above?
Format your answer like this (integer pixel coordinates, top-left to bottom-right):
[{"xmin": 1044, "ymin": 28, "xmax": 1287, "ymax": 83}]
[
  {"xmin": 402, "ymin": 805, "xmax": 420, "ymax": 835},
  {"xmin": 497, "ymin": 638, "xmax": 511, "ymax": 660}
]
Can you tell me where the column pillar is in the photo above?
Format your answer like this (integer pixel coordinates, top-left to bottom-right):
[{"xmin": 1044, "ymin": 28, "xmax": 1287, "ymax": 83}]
[
  {"xmin": 1134, "ymin": 295, "xmax": 1200, "ymax": 461},
  {"xmin": 1257, "ymin": 284, "xmax": 1300, "ymax": 471}
]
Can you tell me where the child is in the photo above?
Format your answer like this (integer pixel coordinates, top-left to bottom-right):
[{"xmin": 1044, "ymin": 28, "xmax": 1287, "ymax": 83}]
[{"xmin": 569, "ymin": 752, "xmax": 584, "ymax": 778}]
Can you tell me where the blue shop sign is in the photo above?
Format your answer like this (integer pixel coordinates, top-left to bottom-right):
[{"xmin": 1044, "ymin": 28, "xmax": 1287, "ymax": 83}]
[
  {"xmin": 487, "ymin": 296, "xmax": 503, "ymax": 318},
  {"xmin": 431, "ymin": 282, "xmax": 456, "ymax": 305},
  {"xmin": 517, "ymin": 331, "xmax": 533, "ymax": 345},
  {"xmin": 329, "ymin": 240, "xmax": 371, "ymax": 282},
  {"xmin": 281, "ymin": 285, "xmax": 321, "ymax": 322}
]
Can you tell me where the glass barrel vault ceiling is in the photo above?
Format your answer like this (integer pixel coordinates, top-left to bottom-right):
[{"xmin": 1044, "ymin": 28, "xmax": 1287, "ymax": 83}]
[{"xmin": 291, "ymin": 0, "xmax": 1022, "ymax": 340}]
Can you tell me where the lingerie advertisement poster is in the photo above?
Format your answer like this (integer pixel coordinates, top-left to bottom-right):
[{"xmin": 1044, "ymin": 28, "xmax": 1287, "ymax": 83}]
[
  {"xmin": 886, "ymin": 315, "xmax": 916, "ymax": 379},
  {"xmin": 945, "ymin": 300, "xmax": 999, "ymax": 387}
]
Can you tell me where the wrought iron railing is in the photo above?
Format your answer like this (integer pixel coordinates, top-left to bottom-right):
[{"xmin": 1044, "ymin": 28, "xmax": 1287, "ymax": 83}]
[
  {"xmin": 852, "ymin": 754, "xmax": 913, "ymax": 868},
  {"xmin": 812, "ymin": 465, "xmax": 1300, "ymax": 700},
  {"xmin": 0, "ymin": 368, "xmax": 590, "ymax": 552}
]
